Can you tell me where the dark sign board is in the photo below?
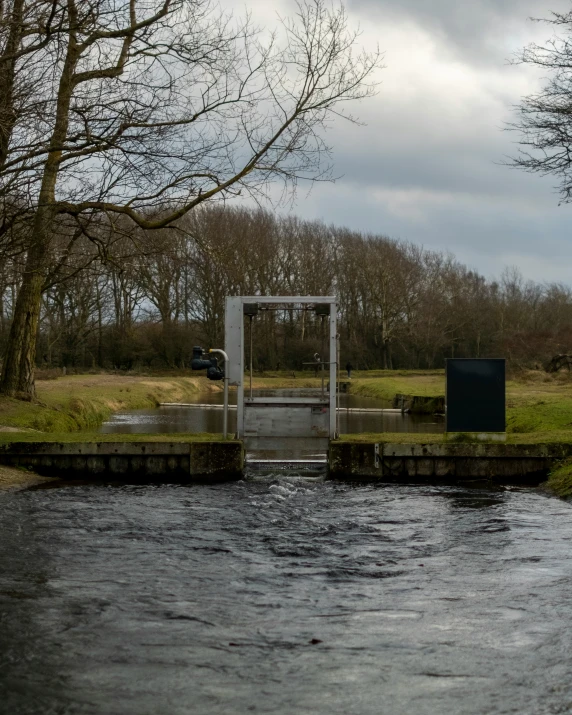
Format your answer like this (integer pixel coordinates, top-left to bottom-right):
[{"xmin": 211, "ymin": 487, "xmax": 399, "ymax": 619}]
[{"xmin": 446, "ymin": 359, "xmax": 505, "ymax": 433}]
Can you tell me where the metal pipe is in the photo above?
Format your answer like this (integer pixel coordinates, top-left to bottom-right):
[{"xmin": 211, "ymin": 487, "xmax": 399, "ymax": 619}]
[{"xmin": 209, "ymin": 348, "xmax": 229, "ymax": 439}]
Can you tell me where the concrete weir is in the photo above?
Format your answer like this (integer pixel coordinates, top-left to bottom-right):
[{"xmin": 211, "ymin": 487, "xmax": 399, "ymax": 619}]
[
  {"xmin": 329, "ymin": 442, "xmax": 572, "ymax": 484},
  {"xmin": 0, "ymin": 441, "xmax": 244, "ymax": 482},
  {"xmin": 0, "ymin": 439, "xmax": 568, "ymax": 485}
]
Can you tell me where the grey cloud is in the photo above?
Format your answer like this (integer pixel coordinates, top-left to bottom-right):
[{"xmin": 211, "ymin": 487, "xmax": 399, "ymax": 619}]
[
  {"xmin": 288, "ymin": 177, "xmax": 572, "ymax": 282},
  {"xmin": 348, "ymin": 0, "xmax": 571, "ymax": 64},
  {"xmin": 322, "ymin": 90, "xmax": 549, "ymax": 203},
  {"xmin": 228, "ymin": 0, "xmax": 572, "ymax": 284}
]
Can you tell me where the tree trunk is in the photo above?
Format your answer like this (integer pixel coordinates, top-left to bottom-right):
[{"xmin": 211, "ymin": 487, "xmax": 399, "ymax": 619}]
[
  {"xmin": 97, "ymin": 298, "xmax": 103, "ymax": 367},
  {"xmin": 382, "ymin": 338, "xmax": 392, "ymax": 370},
  {"xmin": 0, "ymin": 0, "xmax": 24, "ymax": 169},
  {"xmin": 0, "ymin": 18, "xmax": 78, "ymax": 396},
  {"xmin": 0, "ymin": 237, "xmax": 48, "ymax": 396}
]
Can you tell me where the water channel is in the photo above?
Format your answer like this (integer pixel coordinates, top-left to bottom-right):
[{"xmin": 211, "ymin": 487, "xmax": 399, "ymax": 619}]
[
  {"xmin": 2, "ymin": 391, "xmax": 570, "ymax": 713},
  {"xmin": 1, "ymin": 479, "xmax": 572, "ymax": 714},
  {"xmin": 100, "ymin": 389, "xmax": 445, "ymax": 436}
]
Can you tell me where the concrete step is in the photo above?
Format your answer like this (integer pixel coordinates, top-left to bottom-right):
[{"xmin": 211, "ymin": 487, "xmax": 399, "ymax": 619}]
[{"xmin": 246, "ymin": 458, "xmax": 328, "ymax": 477}]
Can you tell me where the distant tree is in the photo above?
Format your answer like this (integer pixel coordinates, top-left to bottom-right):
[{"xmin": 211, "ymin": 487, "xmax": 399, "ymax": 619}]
[
  {"xmin": 509, "ymin": 11, "xmax": 572, "ymax": 202},
  {"xmin": 8, "ymin": 201, "xmax": 572, "ymax": 372}
]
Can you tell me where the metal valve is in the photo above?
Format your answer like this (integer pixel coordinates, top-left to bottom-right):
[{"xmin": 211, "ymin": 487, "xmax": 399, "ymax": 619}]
[{"xmin": 191, "ymin": 346, "xmax": 224, "ymax": 381}]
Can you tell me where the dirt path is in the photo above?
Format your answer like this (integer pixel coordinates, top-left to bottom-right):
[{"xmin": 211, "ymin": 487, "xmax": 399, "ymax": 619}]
[{"xmin": 0, "ymin": 465, "xmax": 56, "ymax": 491}]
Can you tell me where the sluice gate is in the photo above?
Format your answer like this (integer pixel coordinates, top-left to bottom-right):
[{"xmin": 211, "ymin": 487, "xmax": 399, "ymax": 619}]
[{"xmin": 224, "ymin": 296, "xmax": 338, "ymax": 470}]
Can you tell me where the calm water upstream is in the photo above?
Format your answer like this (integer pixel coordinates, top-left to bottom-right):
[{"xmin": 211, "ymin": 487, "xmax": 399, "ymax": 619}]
[
  {"xmin": 1, "ymin": 478, "xmax": 572, "ymax": 715},
  {"xmin": 101, "ymin": 389, "xmax": 444, "ymax": 435}
]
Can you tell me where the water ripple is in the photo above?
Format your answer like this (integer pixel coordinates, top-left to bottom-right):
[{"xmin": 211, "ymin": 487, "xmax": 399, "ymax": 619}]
[{"xmin": 1, "ymin": 481, "xmax": 572, "ymax": 714}]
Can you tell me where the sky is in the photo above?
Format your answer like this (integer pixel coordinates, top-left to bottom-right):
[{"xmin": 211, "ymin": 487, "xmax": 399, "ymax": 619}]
[{"xmin": 220, "ymin": 0, "xmax": 572, "ymax": 284}]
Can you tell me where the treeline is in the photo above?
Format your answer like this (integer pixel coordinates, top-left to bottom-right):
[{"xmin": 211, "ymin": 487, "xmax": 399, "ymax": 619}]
[{"xmin": 0, "ymin": 205, "xmax": 570, "ymax": 372}]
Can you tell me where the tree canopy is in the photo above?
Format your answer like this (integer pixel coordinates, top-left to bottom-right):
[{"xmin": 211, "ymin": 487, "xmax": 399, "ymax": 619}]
[{"xmin": 0, "ymin": 0, "xmax": 382, "ymax": 396}]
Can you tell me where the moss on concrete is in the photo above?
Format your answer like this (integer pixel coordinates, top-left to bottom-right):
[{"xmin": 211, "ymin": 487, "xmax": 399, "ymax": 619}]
[
  {"xmin": 330, "ymin": 440, "xmax": 560, "ymax": 483},
  {"xmin": 338, "ymin": 430, "xmax": 572, "ymax": 445},
  {"xmin": 0, "ymin": 439, "xmax": 243, "ymax": 481},
  {"xmin": 0, "ymin": 431, "xmax": 229, "ymax": 443}
]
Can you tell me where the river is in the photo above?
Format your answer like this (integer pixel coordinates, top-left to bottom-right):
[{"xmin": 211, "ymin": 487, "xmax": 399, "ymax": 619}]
[{"xmin": 1, "ymin": 477, "xmax": 572, "ymax": 714}]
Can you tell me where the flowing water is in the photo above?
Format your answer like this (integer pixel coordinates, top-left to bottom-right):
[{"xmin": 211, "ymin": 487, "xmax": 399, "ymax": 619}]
[
  {"xmin": 1, "ymin": 477, "xmax": 572, "ymax": 715},
  {"xmin": 100, "ymin": 389, "xmax": 444, "ymax": 435}
]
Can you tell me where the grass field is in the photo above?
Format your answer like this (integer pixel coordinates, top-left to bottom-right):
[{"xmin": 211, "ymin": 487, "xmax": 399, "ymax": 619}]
[
  {"xmin": 1, "ymin": 368, "xmax": 572, "ymax": 444},
  {"xmin": 346, "ymin": 369, "xmax": 572, "ymax": 438}
]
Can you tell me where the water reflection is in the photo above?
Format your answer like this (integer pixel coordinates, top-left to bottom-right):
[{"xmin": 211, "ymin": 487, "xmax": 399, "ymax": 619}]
[{"xmin": 101, "ymin": 389, "xmax": 445, "ymax": 435}]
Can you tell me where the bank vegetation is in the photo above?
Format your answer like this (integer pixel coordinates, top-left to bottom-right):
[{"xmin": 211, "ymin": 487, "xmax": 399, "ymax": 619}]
[{"xmin": 0, "ymin": 373, "xmax": 209, "ymax": 432}]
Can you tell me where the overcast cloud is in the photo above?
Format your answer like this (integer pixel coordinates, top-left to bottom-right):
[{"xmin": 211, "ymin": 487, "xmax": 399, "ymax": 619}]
[{"xmin": 223, "ymin": 0, "xmax": 572, "ymax": 283}]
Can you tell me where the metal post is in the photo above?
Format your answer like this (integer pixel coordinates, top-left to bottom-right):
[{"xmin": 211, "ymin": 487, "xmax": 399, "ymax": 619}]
[
  {"xmin": 320, "ymin": 314, "xmax": 326, "ymax": 398},
  {"xmin": 336, "ymin": 329, "xmax": 340, "ymax": 438},
  {"xmin": 209, "ymin": 349, "xmax": 229, "ymax": 439},
  {"xmin": 249, "ymin": 315, "xmax": 253, "ymax": 399},
  {"xmin": 329, "ymin": 301, "xmax": 337, "ymax": 439}
]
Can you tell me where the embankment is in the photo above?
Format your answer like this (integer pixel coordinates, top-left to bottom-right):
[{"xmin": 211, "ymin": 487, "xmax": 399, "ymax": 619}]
[
  {"xmin": 544, "ymin": 459, "xmax": 572, "ymax": 498},
  {"xmin": 4, "ymin": 368, "xmax": 572, "ymax": 451},
  {"xmin": 0, "ymin": 464, "xmax": 56, "ymax": 490},
  {"xmin": 0, "ymin": 374, "xmax": 216, "ymax": 434}
]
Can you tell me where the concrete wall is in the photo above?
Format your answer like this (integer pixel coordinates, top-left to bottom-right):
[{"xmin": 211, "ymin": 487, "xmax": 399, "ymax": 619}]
[
  {"xmin": 330, "ymin": 442, "xmax": 572, "ymax": 484},
  {"xmin": 1, "ymin": 439, "xmax": 569, "ymax": 485},
  {"xmin": 0, "ymin": 441, "xmax": 244, "ymax": 482}
]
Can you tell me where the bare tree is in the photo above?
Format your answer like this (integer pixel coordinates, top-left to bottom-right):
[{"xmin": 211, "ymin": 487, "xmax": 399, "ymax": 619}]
[
  {"xmin": 16, "ymin": 201, "xmax": 572, "ymax": 372},
  {"xmin": 0, "ymin": 0, "xmax": 382, "ymax": 396},
  {"xmin": 509, "ymin": 11, "xmax": 572, "ymax": 202}
]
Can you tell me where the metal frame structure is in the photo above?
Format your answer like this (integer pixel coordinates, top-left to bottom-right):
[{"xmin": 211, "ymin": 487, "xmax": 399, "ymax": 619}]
[{"xmin": 225, "ymin": 296, "xmax": 338, "ymax": 448}]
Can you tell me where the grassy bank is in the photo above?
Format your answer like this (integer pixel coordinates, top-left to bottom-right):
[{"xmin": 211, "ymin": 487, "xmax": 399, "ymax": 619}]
[
  {"xmin": 504, "ymin": 371, "xmax": 572, "ymax": 435},
  {"xmin": 344, "ymin": 369, "xmax": 572, "ymax": 437},
  {"xmin": 545, "ymin": 459, "xmax": 572, "ymax": 498},
  {"xmin": 248, "ymin": 369, "xmax": 444, "ymax": 399},
  {"xmin": 346, "ymin": 370, "xmax": 444, "ymax": 402},
  {"xmin": 0, "ymin": 374, "xmax": 216, "ymax": 434}
]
